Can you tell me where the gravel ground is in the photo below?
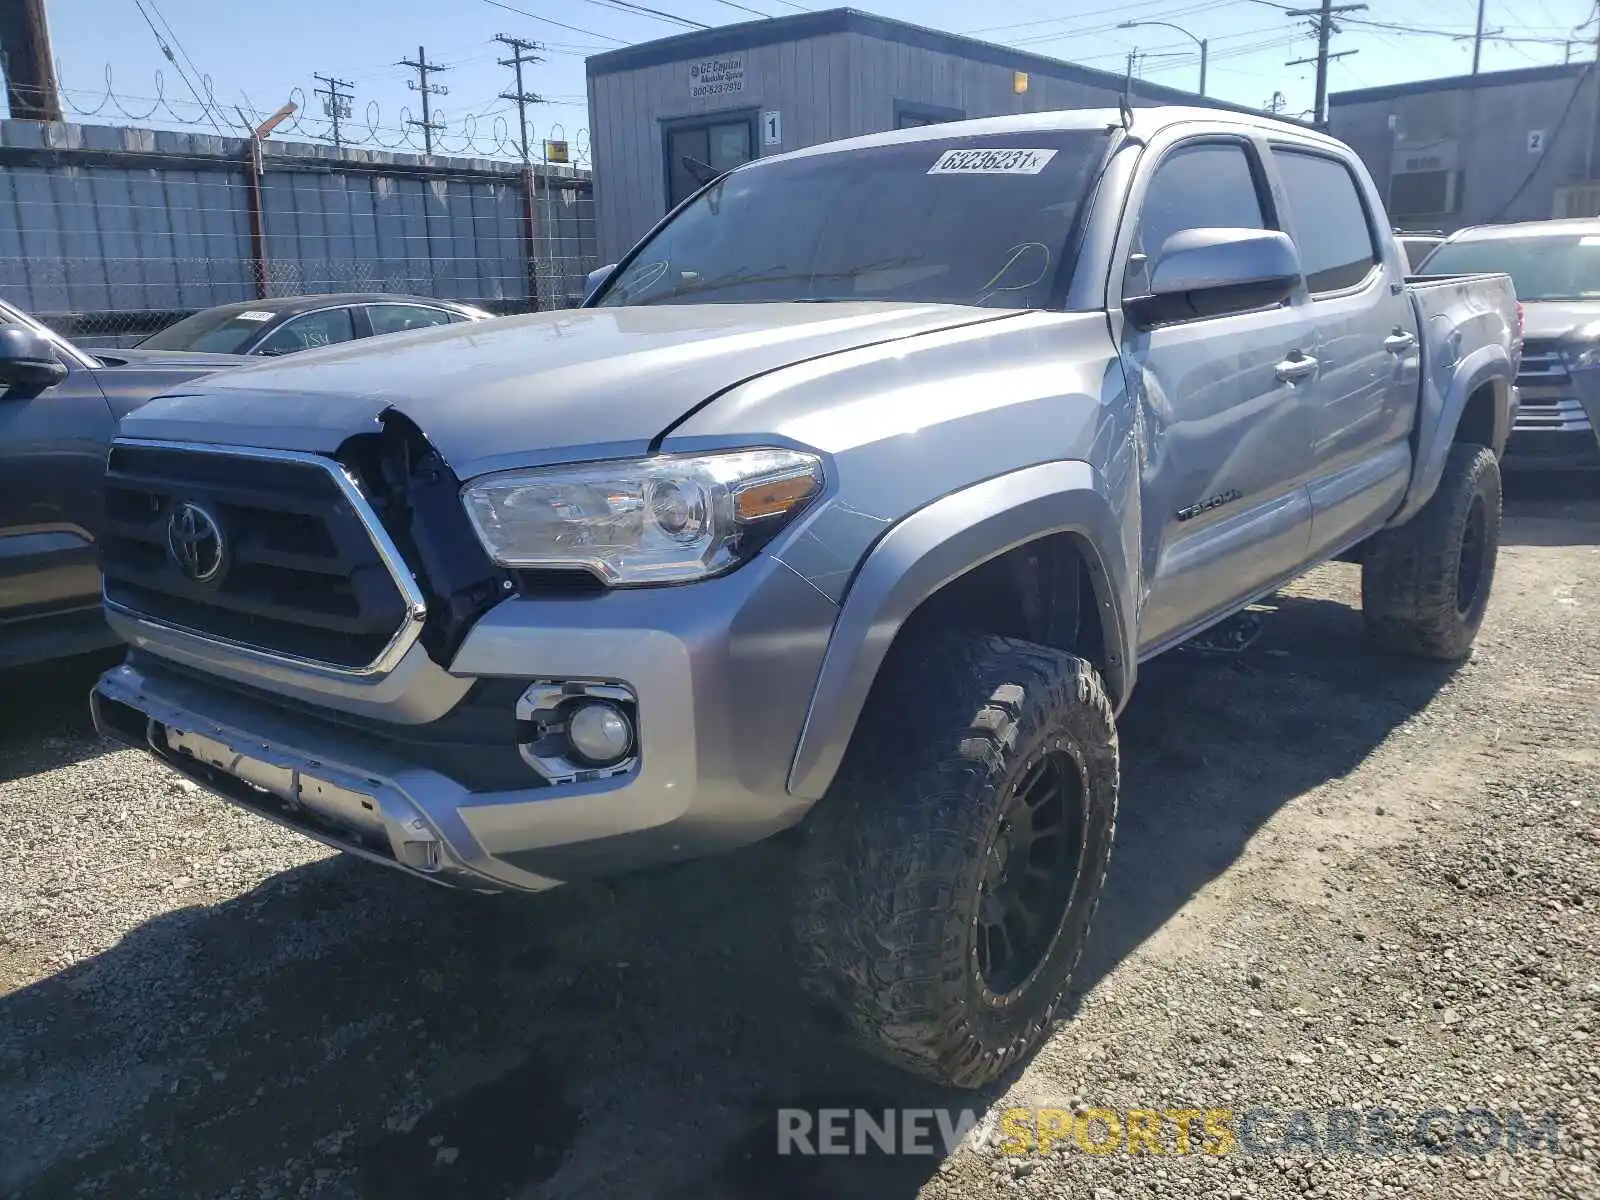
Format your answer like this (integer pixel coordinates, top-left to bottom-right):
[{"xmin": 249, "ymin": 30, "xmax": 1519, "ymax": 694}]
[{"xmin": 2, "ymin": 481, "xmax": 1597, "ymax": 1200}]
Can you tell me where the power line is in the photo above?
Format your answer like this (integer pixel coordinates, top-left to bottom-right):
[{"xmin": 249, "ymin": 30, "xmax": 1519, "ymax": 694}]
[
  {"xmin": 480, "ymin": 0, "xmax": 629, "ymax": 45},
  {"xmin": 128, "ymin": 0, "xmax": 225, "ymax": 133},
  {"xmin": 143, "ymin": 0, "xmax": 215, "ymax": 111},
  {"xmin": 703, "ymin": 0, "xmax": 780, "ymax": 16},
  {"xmin": 575, "ymin": 0, "xmax": 708, "ymax": 31},
  {"xmin": 397, "ymin": 45, "xmax": 449, "ymax": 156},
  {"xmin": 968, "ymin": 0, "xmax": 1236, "ymax": 38}
]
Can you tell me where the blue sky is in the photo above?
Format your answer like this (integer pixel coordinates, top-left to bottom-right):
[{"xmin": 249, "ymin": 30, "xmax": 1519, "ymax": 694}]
[{"xmin": 44, "ymin": 0, "xmax": 1600, "ymax": 162}]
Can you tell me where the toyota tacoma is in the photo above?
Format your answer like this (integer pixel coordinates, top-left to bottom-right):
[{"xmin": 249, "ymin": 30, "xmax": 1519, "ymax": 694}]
[{"xmin": 92, "ymin": 107, "xmax": 1519, "ymax": 1088}]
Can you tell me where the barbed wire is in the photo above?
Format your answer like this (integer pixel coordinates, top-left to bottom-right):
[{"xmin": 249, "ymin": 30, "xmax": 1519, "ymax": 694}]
[{"xmin": 37, "ymin": 61, "xmax": 592, "ymax": 166}]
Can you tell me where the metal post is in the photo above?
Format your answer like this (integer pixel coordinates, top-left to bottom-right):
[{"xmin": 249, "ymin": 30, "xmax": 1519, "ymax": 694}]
[
  {"xmin": 1588, "ymin": 19, "xmax": 1600, "ymax": 182},
  {"xmin": 244, "ymin": 135, "xmax": 269, "ymax": 300},
  {"xmin": 1199, "ymin": 39, "xmax": 1208, "ymax": 97}
]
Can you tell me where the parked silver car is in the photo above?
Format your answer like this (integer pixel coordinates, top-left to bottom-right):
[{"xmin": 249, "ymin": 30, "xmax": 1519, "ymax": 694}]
[
  {"xmin": 93, "ymin": 106, "xmax": 1518, "ymax": 1089},
  {"xmin": 136, "ymin": 293, "xmax": 492, "ymax": 358}
]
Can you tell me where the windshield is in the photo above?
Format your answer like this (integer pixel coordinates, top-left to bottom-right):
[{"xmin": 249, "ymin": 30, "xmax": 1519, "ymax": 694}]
[
  {"xmin": 140, "ymin": 307, "xmax": 276, "ymax": 353},
  {"xmin": 595, "ymin": 129, "xmax": 1111, "ymax": 309},
  {"xmin": 1420, "ymin": 233, "xmax": 1600, "ymax": 301}
]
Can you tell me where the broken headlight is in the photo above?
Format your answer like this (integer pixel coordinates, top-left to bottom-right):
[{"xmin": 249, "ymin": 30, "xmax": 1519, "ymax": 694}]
[{"xmin": 460, "ymin": 449, "xmax": 823, "ymax": 586}]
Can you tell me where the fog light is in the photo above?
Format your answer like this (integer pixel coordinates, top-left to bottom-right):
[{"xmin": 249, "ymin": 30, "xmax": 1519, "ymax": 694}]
[{"xmin": 566, "ymin": 700, "xmax": 634, "ymax": 767}]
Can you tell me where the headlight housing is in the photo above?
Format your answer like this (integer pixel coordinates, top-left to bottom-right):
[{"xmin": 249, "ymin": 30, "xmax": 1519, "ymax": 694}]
[
  {"xmin": 461, "ymin": 448, "xmax": 823, "ymax": 585},
  {"xmin": 1564, "ymin": 343, "xmax": 1600, "ymax": 370},
  {"xmin": 1561, "ymin": 321, "xmax": 1600, "ymax": 370}
]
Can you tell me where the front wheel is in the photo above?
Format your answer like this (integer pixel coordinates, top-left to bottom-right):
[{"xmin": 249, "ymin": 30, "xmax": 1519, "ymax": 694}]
[
  {"xmin": 791, "ymin": 633, "xmax": 1119, "ymax": 1089},
  {"xmin": 1361, "ymin": 443, "xmax": 1502, "ymax": 660}
]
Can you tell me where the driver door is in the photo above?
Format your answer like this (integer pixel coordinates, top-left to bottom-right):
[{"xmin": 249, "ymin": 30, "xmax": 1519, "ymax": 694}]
[
  {"xmin": 1113, "ymin": 136, "xmax": 1318, "ymax": 654},
  {"xmin": 0, "ymin": 312, "xmax": 117, "ymax": 661}
]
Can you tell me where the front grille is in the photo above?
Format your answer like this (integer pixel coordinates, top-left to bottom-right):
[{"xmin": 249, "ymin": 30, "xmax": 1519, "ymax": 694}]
[
  {"xmin": 101, "ymin": 442, "xmax": 422, "ymax": 671},
  {"xmin": 1515, "ymin": 339, "xmax": 1595, "ymax": 433}
]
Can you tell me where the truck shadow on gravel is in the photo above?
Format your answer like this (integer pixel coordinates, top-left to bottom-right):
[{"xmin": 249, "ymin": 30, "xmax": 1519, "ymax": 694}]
[
  {"xmin": 0, "ymin": 651, "xmax": 123, "ymax": 785},
  {"xmin": 3, "ymin": 579, "xmax": 1459, "ymax": 1200}
]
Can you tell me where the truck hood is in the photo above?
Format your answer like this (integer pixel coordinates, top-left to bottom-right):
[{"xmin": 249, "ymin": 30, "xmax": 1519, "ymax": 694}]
[
  {"xmin": 119, "ymin": 302, "xmax": 1013, "ymax": 478},
  {"xmin": 1519, "ymin": 299, "xmax": 1600, "ymax": 342}
]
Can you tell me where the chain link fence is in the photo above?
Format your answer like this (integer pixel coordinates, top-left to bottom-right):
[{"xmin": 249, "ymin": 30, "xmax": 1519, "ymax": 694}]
[{"xmin": 0, "ymin": 121, "xmax": 599, "ymax": 347}]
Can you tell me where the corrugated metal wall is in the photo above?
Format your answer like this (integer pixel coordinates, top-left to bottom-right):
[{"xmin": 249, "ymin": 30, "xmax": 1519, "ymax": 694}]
[
  {"xmin": 0, "ymin": 120, "xmax": 598, "ymax": 337},
  {"xmin": 1329, "ymin": 68, "xmax": 1596, "ymax": 230},
  {"xmin": 589, "ymin": 33, "xmax": 854, "ymax": 263}
]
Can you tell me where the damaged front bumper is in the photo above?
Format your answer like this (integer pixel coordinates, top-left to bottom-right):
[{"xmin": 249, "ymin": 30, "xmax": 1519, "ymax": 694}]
[{"xmin": 91, "ymin": 555, "xmax": 840, "ymax": 893}]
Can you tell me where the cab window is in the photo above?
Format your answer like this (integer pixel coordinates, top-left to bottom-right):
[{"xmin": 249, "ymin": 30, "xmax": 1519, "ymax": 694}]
[
  {"xmin": 1272, "ymin": 149, "xmax": 1379, "ymax": 293},
  {"xmin": 1123, "ymin": 141, "xmax": 1268, "ymax": 299}
]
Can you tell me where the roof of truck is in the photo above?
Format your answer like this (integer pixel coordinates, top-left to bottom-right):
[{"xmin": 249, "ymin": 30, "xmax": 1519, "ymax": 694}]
[{"xmin": 768, "ymin": 106, "xmax": 1341, "ymax": 166}]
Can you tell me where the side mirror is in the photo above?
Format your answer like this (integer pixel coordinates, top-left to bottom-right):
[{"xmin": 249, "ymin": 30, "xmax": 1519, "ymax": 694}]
[
  {"xmin": 0, "ymin": 323, "xmax": 69, "ymax": 394},
  {"xmin": 584, "ymin": 264, "xmax": 617, "ymax": 302},
  {"xmin": 1124, "ymin": 228, "xmax": 1302, "ymax": 329}
]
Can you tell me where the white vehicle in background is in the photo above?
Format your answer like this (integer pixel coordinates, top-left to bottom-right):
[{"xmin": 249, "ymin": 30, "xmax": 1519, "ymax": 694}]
[
  {"xmin": 1395, "ymin": 230, "xmax": 1447, "ymax": 273},
  {"xmin": 1421, "ymin": 219, "xmax": 1600, "ymax": 472}
]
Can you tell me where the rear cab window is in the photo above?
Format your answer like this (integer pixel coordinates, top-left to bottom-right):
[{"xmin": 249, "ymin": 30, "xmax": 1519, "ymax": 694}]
[{"xmin": 1271, "ymin": 149, "xmax": 1381, "ymax": 294}]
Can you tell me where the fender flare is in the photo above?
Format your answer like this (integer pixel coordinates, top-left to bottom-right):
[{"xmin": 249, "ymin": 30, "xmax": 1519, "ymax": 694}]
[
  {"xmin": 1390, "ymin": 343, "xmax": 1514, "ymax": 527},
  {"xmin": 785, "ymin": 460, "xmax": 1136, "ymax": 801}
]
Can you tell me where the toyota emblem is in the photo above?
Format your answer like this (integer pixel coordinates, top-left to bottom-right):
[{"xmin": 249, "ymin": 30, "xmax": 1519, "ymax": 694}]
[{"xmin": 166, "ymin": 501, "xmax": 227, "ymax": 583}]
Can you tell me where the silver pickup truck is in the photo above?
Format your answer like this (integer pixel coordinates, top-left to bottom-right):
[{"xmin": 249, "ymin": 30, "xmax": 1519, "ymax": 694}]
[{"xmin": 91, "ymin": 107, "xmax": 1518, "ymax": 1089}]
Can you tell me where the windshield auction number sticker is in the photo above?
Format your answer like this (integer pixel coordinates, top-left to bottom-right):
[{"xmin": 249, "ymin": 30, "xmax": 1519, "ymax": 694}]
[{"xmin": 927, "ymin": 148, "xmax": 1058, "ymax": 175}]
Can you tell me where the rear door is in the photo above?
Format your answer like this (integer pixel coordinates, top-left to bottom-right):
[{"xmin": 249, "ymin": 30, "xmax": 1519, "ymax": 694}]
[
  {"xmin": 1269, "ymin": 146, "xmax": 1418, "ymax": 559},
  {"xmin": 1113, "ymin": 133, "xmax": 1317, "ymax": 654}
]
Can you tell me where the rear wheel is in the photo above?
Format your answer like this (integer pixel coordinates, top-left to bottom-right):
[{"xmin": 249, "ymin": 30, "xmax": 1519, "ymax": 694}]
[
  {"xmin": 1361, "ymin": 443, "xmax": 1502, "ymax": 660},
  {"xmin": 791, "ymin": 632, "xmax": 1119, "ymax": 1088}
]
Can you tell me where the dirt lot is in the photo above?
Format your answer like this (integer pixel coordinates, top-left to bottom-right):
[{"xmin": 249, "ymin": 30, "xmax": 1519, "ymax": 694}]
[{"xmin": 2, "ymin": 482, "xmax": 1598, "ymax": 1200}]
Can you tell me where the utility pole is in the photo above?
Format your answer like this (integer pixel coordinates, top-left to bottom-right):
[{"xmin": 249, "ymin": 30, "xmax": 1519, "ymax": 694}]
[
  {"xmin": 312, "ymin": 73, "xmax": 354, "ymax": 150},
  {"xmin": 1587, "ymin": 3, "xmax": 1600, "ymax": 181},
  {"xmin": 494, "ymin": 33, "xmax": 545, "ymax": 164},
  {"xmin": 1472, "ymin": 0, "xmax": 1488, "ymax": 72},
  {"xmin": 0, "ymin": 0, "xmax": 62, "ymax": 120},
  {"xmin": 1124, "ymin": 49, "xmax": 1143, "ymax": 85},
  {"xmin": 397, "ymin": 45, "xmax": 448, "ymax": 156},
  {"xmin": 1285, "ymin": 0, "xmax": 1366, "ymax": 128}
]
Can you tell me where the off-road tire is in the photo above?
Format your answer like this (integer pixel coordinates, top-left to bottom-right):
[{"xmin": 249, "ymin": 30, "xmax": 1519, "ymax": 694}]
[
  {"xmin": 791, "ymin": 632, "xmax": 1119, "ymax": 1089},
  {"xmin": 1361, "ymin": 443, "xmax": 1502, "ymax": 661}
]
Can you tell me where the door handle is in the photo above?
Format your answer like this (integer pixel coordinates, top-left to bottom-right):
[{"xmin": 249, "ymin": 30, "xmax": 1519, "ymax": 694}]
[
  {"xmin": 1384, "ymin": 329, "xmax": 1417, "ymax": 354},
  {"xmin": 1274, "ymin": 352, "xmax": 1319, "ymax": 383}
]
